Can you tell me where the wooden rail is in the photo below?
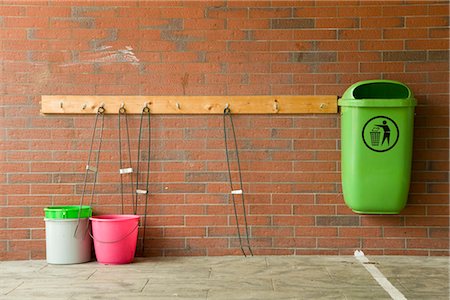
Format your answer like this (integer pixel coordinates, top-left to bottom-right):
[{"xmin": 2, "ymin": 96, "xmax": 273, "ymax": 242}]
[{"xmin": 40, "ymin": 95, "xmax": 338, "ymax": 114}]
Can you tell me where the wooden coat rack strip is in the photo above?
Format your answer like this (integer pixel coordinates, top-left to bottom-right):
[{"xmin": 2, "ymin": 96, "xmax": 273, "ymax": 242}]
[{"xmin": 40, "ymin": 95, "xmax": 338, "ymax": 114}]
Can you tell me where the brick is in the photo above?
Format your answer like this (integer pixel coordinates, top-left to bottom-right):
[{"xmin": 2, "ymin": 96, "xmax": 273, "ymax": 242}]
[
  {"xmin": 0, "ymin": 6, "xmax": 26, "ymax": 16},
  {"xmin": 337, "ymin": 5, "xmax": 383, "ymax": 17},
  {"xmin": 164, "ymin": 227, "xmax": 205, "ymax": 237},
  {"xmin": 427, "ymin": 206, "xmax": 449, "ymax": 216},
  {"xmin": 429, "ymin": 27, "xmax": 449, "ymax": 38},
  {"xmin": 429, "ymin": 228, "xmax": 449, "ymax": 238},
  {"xmin": 187, "ymin": 237, "xmax": 228, "ymax": 248},
  {"xmin": 250, "ymin": 205, "xmax": 292, "ymax": 215},
  {"xmin": 383, "ymin": 51, "xmax": 427, "ymax": 61},
  {"xmin": 405, "ymin": 217, "xmax": 448, "ymax": 227},
  {"xmin": 273, "ymin": 237, "xmax": 316, "ymax": 248},
  {"xmin": 295, "ymin": 7, "xmax": 337, "ymax": 18},
  {"xmin": 362, "ymin": 17, "xmax": 405, "ymax": 28},
  {"xmin": 294, "ymin": 139, "xmax": 336, "ymax": 150},
  {"xmin": 207, "ymin": 7, "xmax": 248, "ymax": 19},
  {"xmin": 186, "ymin": 216, "xmax": 228, "ymax": 226},
  {"xmin": 293, "ymin": 52, "xmax": 337, "ymax": 63},
  {"xmin": 251, "ymin": 29, "xmax": 293, "ymax": 41},
  {"xmin": 383, "ymin": 227, "xmax": 427, "ymax": 237},
  {"xmin": 26, "ymin": 6, "xmax": 71, "ymax": 17},
  {"xmin": 407, "ymin": 238, "xmax": 449, "ymax": 249},
  {"xmin": 228, "ymin": 41, "xmax": 270, "ymax": 52},
  {"xmin": 360, "ymin": 62, "xmax": 405, "ymax": 72},
  {"xmin": 225, "ymin": 1, "xmax": 269, "ymax": 8},
  {"xmin": 339, "ymin": 29, "xmax": 382, "ymax": 40},
  {"xmin": 406, "ymin": 39, "xmax": 449, "ymax": 50},
  {"xmin": 228, "ymin": 19, "xmax": 270, "ymax": 29},
  {"xmin": 230, "ymin": 237, "xmax": 271, "ymax": 248},
  {"xmin": 3, "ymin": 16, "xmax": 48, "ymax": 28},
  {"xmin": 406, "ymin": 16, "xmax": 449, "ymax": 27},
  {"xmin": 185, "ymin": 19, "xmax": 225, "ymax": 30},
  {"xmin": 383, "ymin": 28, "xmax": 428, "ymax": 39},
  {"xmin": 363, "ymin": 238, "xmax": 405, "ymax": 249},
  {"xmin": 316, "ymin": 18, "xmax": 359, "ymax": 29},
  {"xmin": 146, "ymin": 216, "xmax": 185, "ymax": 227},
  {"xmin": 0, "ymin": 229, "xmax": 30, "ymax": 240},
  {"xmin": 249, "ymin": 7, "xmax": 293, "ymax": 19},
  {"xmin": 145, "ymin": 238, "xmax": 185, "ymax": 249},
  {"xmin": 318, "ymin": 237, "xmax": 360, "ymax": 248},
  {"xmin": 293, "ymin": 29, "xmax": 338, "ymax": 40},
  {"xmin": 252, "ymin": 227, "xmax": 294, "ymax": 237},
  {"xmin": 271, "ymin": 19, "xmax": 314, "ymax": 29},
  {"xmin": 339, "ymin": 227, "xmax": 382, "ymax": 237},
  {"xmin": 296, "ymin": 227, "xmax": 337, "ymax": 237},
  {"xmin": 316, "ymin": 216, "xmax": 360, "ymax": 226},
  {"xmin": 272, "ymin": 194, "xmax": 315, "ymax": 205},
  {"xmin": 360, "ymin": 39, "xmax": 404, "ymax": 50},
  {"xmin": 315, "ymin": 40, "xmax": 358, "ymax": 52},
  {"xmin": 294, "ymin": 204, "xmax": 336, "ymax": 215},
  {"xmin": 8, "ymin": 173, "xmax": 52, "ymax": 184}
]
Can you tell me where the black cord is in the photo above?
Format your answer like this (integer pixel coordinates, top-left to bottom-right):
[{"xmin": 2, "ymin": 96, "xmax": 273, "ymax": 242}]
[{"xmin": 223, "ymin": 108, "xmax": 253, "ymax": 257}]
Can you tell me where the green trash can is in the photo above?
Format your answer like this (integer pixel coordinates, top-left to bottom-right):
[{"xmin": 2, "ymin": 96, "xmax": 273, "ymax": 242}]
[{"xmin": 338, "ymin": 80, "xmax": 416, "ymax": 214}]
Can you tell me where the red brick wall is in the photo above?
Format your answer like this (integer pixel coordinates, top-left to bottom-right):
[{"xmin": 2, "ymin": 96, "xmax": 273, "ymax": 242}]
[{"xmin": 1, "ymin": 1, "xmax": 448, "ymax": 260}]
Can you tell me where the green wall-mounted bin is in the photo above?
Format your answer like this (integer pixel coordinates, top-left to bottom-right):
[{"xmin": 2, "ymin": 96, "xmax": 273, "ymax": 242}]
[{"xmin": 338, "ymin": 80, "xmax": 416, "ymax": 214}]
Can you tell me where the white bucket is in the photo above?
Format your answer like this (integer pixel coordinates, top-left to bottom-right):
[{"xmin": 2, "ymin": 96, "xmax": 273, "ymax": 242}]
[{"xmin": 44, "ymin": 218, "xmax": 92, "ymax": 264}]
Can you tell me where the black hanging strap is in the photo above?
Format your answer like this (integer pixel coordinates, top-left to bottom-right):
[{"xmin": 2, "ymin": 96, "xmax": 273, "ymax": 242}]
[
  {"xmin": 118, "ymin": 104, "xmax": 135, "ymax": 214},
  {"xmin": 76, "ymin": 105, "xmax": 105, "ymax": 236},
  {"xmin": 135, "ymin": 105, "xmax": 151, "ymax": 254},
  {"xmin": 223, "ymin": 107, "xmax": 253, "ymax": 257}
]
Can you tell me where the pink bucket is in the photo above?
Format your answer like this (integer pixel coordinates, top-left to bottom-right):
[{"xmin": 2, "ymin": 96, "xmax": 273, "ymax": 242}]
[{"xmin": 90, "ymin": 215, "xmax": 140, "ymax": 264}]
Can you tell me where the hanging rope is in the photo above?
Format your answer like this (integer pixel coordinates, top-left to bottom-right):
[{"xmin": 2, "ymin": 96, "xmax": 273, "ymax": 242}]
[
  {"xmin": 135, "ymin": 104, "xmax": 151, "ymax": 255},
  {"xmin": 118, "ymin": 104, "xmax": 135, "ymax": 214},
  {"xmin": 223, "ymin": 107, "xmax": 253, "ymax": 257},
  {"xmin": 75, "ymin": 105, "xmax": 105, "ymax": 236}
]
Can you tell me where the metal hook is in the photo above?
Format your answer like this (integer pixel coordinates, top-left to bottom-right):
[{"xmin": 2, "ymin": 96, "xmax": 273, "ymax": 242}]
[
  {"xmin": 119, "ymin": 102, "xmax": 126, "ymax": 114},
  {"xmin": 60, "ymin": 101, "xmax": 64, "ymax": 109},
  {"xmin": 97, "ymin": 103, "xmax": 105, "ymax": 114},
  {"xmin": 176, "ymin": 102, "xmax": 181, "ymax": 110},
  {"xmin": 143, "ymin": 102, "xmax": 150, "ymax": 113},
  {"xmin": 224, "ymin": 103, "xmax": 230, "ymax": 114},
  {"xmin": 82, "ymin": 103, "xmax": 87, "ymax": 110},
  {"xmin": 273, "ymin": 100, "xmax": 279, "ymax": 113}
]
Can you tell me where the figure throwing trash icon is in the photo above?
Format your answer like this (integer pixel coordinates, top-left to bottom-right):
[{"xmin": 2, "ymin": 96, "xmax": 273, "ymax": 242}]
[
  {"xmin": 375, "ymin": 120, "xmax": 391, "ymax": 146},
  {"xmin": 362, "ymin": 116, "xmax": 399, "ymax": 153}
]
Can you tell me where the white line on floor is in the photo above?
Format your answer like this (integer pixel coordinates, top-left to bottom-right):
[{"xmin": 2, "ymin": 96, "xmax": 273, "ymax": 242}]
[{"xmin": 354, "ymin": 250, "xmax": 407, "ymax": 300}]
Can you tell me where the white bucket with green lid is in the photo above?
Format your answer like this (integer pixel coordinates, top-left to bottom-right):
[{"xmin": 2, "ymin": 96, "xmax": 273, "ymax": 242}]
[{"xmin": 44, "ymin": 206, "xmax": 92, "ymax": 264}]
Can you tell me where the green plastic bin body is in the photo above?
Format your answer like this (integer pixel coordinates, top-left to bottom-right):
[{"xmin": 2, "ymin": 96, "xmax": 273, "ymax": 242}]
[{"xmin": 338, "ymin": 80, "xmax": 416, "ymax": 214}]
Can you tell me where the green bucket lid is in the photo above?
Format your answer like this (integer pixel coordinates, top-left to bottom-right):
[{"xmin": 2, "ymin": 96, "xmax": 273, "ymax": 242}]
[{"xmin": 44, "ymin": 206, "xmax": 92, "ymax": 219}]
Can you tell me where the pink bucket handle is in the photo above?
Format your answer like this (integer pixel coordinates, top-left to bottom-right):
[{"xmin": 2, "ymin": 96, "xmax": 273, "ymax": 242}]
[{"xmin": 90, "ymin": 224, "xmax": 138, "ymax": 244}]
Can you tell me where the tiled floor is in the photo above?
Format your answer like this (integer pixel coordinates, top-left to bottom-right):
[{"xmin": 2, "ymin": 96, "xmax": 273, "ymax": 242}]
[{"xmin": 0, "ymin": 256, "xmax": 448, "ymax": 299}]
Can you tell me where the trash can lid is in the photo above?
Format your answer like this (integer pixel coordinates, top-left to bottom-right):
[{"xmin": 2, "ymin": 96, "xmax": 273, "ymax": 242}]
[
  {"xmin": 339, "ymin": 80, "xmax": 416, "ymax": 107},
  {"xmin": 44, "ymin": 206, "xmax": 92, "ymax": 219}
]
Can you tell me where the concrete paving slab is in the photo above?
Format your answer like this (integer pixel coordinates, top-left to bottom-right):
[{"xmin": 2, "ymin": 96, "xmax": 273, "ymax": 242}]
[{"xmin": 0, "ymin": 256, "xmax": 447, "ymax": 300}]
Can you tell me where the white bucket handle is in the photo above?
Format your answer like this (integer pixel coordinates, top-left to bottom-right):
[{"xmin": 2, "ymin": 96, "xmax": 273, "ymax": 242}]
[{"xmin": 90, "ymin": 223, "xmax": 138, "ymax": 244}]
